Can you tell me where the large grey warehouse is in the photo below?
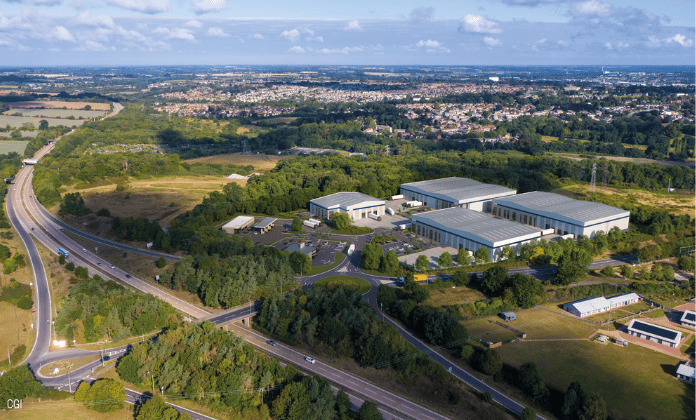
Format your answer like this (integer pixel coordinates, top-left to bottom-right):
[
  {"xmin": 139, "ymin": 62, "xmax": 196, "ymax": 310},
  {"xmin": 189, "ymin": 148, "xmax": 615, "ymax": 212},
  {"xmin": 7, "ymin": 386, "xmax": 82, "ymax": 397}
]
[
  {"xmin": 411, "ymin": 207, "xmax": 542, "ymax": 262},
  {"xmin": 310, "ymin": 192, "xmax": 385, "ymax": 221},
  {"xmin": 400, "ymin": 177, "xmax": 516, "ymax": 211},
  {"xmin": 492, "ymin": 192, "xmax": 630, "ymax": 239}
]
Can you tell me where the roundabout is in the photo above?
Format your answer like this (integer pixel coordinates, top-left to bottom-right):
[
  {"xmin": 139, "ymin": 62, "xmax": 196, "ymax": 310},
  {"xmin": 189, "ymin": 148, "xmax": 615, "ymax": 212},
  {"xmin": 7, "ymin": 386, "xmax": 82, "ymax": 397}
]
[{"xmin": 313, "ymin": 275, "xmax": 372, "ymax": 295}]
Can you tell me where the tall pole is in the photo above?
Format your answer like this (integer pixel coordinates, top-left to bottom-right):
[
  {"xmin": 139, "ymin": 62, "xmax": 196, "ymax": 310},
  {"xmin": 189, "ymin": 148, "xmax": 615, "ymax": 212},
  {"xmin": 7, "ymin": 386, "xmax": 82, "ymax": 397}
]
[
  {"xmin": 101, "ymin": 344, "xmax": 104, "ymax": 367},
  {"xmin": 7, "ymin": 347, "xmax": 10, "ymax": 366},
  {"xmin": 68, "ymin": 367, "xmax": 72, "ymax": 393}
]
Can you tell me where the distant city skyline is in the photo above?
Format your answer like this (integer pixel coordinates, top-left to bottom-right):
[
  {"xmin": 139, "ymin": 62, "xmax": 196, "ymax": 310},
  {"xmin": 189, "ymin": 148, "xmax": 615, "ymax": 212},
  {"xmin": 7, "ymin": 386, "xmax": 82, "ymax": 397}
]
[{"xmin": 0, "ymin": 0, "xmax": 694, "ymax": 66}]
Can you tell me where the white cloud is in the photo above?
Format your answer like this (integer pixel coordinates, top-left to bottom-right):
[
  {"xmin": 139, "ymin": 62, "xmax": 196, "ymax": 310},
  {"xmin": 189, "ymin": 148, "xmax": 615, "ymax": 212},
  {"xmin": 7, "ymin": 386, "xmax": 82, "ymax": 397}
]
[
  {"xmin": 281, "ymin": 29, "xmax": 300, "ymax": 42},
  {"xmin": 531, "ymin": 38, "xmax": 547, "ymax": 51},
  {"xmin": 413, "ymin": 39, "xmax": 450, "ymax": 53},
  {"xmin": 307, "ymin": 36, "xmax": 323, "ymax": 42},
  {"xmin": 250, "ymin": 33, "xmax": 264, "ymax": 39},
  {"xmin": 459, "ymin": 14, "xmax": 501, "ymax": 34},
  {"xmin": 75, "ymin": 39, "xmax": 108, "ymax": 51},
  {"xmin": 191, "ymin": 0, "xmax": 226, "ymax": 15},
  {"xmin": 344, "ymin": 19, "xmax": 361, "ymax": 31},
  {"xmin": 288, "ymin": 45, "xmax": 305, "ymax": 53},
  {"xmin": 103, "ymin": 0, "xmax": 170, "ymax": 14},
  {"xmin": 664, "ymin": 34, "xmax": 693, "ymax": 47},
  {"xmin": 483, "ymin": 37, "xmax": 502, "ymax": 47},
  {"xmin": 572, "ymin": 0, "xmax": 611, "ymax": 16},
  {"xmin": 604, "ymin": 42, "xmax": 612, "ymax": 50},
  {"xmin": 310, "ymin": 46, "xmax": 364, "ymax": 54},
  {"xmin": 153, "ymin": 27, "xmax": 196, "ymax": 42},
  {"xmin": 557, "ymin": 40, "xmax": 569, "ymax": 47},
  {"xmin": 71, "ymin": 11, "xmax": 115, "ymax": 28},
  {"xmin": 2, "ymin": 0, "xmax": 63, "ymax": 6},
  {"xmin": 184, "ymin": 20, "xmax": 203, "ymax": 29},
  {"xmin": 206, "ymin": 27, "xmax": 229, "ymax": 37},
  {"xmin": 617, "ymin": 41, "xmax": 629, "ymax": 48},
  {"xmin": 52, "ymin": 26, "xmax": 76, "ymax": 42}
]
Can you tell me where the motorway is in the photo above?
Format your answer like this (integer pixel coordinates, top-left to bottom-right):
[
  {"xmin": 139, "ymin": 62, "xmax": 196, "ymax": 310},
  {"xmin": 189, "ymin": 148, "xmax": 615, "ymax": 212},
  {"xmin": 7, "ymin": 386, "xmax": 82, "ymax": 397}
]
[{"xmin": 7, "ymin": 103, "xmax": 638, "ymax": 419}]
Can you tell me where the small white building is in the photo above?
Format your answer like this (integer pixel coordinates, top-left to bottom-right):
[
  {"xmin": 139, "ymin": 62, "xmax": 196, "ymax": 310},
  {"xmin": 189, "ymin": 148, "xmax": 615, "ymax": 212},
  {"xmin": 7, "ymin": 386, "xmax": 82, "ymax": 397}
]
[
  {"xmin": 492, "ymin": 192, "xmax": 630, "ymax": 239},
  {"xmin": 626, "ymin": 319, "xmax": 682, "ymax": 348},
  {"xmin": 676, "ymin": 364, "xmax": 695, "ymax": 384},
  {"xmin": 563, "ymin": 293, "xmax": 640, "ymax": 318},
  {"xmin": 222, "ymin": 216, "xmax": 255, "ymax": 234},
  {"xmin": 680, "ymin": 310, "xmax": 696, "ymax": 328},
  {"xmin": 310, "ymin": 192, "xmax": 385, "ymax": 221}
]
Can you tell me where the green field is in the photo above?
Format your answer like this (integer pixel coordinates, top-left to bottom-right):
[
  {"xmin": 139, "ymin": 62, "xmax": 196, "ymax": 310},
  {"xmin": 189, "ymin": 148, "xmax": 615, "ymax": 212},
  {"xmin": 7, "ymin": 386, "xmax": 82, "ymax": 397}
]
[
  {"xmin": 0, "ymin": 115, "xmax": 86, "ymax": 129},
  {"xmin": 314, "ymin": 276, "xmax": 372, "ymax": 295},
  {"xmin": 481, "ymin": 306, "xmax": 597, "ymax": 339},
  {"xmin": 0, "ymin": 131, "xmax": 38, "ymax": 138},
  {"xmin": 0, "ymin": 140, "xmax": 30, "ymax": 155},
  {"xmin": 464, "ymin": 318, "xmax": 518, "ymax": 343},
  {"xmin": 4, "ymin": 108, "xmax": 107, "ymax": 119},
  {"xmin": 498, "ymin": 340, "xmax": 695, "ymax": 420}
]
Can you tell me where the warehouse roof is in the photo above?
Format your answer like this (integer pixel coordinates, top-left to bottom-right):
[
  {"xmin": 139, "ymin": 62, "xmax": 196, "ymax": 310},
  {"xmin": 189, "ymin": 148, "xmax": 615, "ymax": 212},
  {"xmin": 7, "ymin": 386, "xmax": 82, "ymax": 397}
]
[
  {"xmin": 311, "ymin": 192, "xmax": 384, "ymax": 210},
  {"xmin": 565, "ymin": 296, "xmax": 610, "ymax": 314},
  {"xmin": 254, "ymin": 217, "xmax": 277, "ymax": 229},
  {"xmin": 400, "ymin": 177, "xmax": 515, "ymax": 204},
  {"xmin": 627, "ymin": 319, "xmax": 681, "ymax": 343},
  {"xmin": 222, "ymin": 216, "xmax": 255, "ymax": 230},
  {"xmin": 493, "ymin": 192, "xmax": 629, "ymax": 226},
  {"xmin": 412, "ymin": 207, "xmax": 541, "ymax": 248}
]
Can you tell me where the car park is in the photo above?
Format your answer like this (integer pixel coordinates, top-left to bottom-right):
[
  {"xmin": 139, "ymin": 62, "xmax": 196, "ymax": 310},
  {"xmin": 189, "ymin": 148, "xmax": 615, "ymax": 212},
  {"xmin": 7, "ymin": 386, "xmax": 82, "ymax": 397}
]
[{"xmin": 305, "ymin": 356, "xmax": 315, "ymax": 364}]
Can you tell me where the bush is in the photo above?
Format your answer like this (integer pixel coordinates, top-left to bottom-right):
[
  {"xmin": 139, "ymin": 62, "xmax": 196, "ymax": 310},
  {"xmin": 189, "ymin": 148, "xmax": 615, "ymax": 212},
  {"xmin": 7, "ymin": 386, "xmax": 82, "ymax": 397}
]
[
  {"xmin": 17, "ymin": 295, "xmax": 33, "ymax": 310},
  {"xmin": 481, "ymin": 391, "xmax": 492, "ymax": 403},
  {"xmin": 678, "ymin": 256, "xmax": 695, "ymax": 271},
  {"xmin": 600, "ymin": 266, "xmax": 614, "ymax": 278},
  {"xmin": 157, "ymin": 256, "xmax": 166, "ymax": 268},
  {"xmin": 65, "ymin": 262, "xmax": 75, "ymax": 271},
  {"xmin": 460, "ymin": 345, "xmax": 475, "ymax": 362},
  {"xmin": 3, "ymin": 257, "xmax": 17, "ymax": 274},
  {"xmin": 74, "ymin": 266, "xmax": 89, "ymax": 279},
  {"xmin": 475, "ymin": 348, "xmax": 502, "ymax": 375},
  {"xmin": 448, "ymin": 390, "xmax": 462, "ymax": 405},
  {"xmin": 520, "ymin": 407, "xmax": 537, "ymax": 420},
  {"xmin": 97, "ymin": 208, "xmax": 111, "ymax": 217},
  {"xmin": 58, "ymin": 254, "xmax": 65, "ymax": 265}
]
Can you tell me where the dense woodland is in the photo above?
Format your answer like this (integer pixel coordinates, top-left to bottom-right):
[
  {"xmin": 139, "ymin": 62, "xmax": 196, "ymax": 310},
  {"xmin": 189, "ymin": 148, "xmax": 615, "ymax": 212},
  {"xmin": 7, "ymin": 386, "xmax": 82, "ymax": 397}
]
[
  {"xmin": 118, "ymin": 321, "xmax": 354, "ymax": 420},
  {"xmin": 54, "ymin": 275, "xmax": 180, "ymax": 343}
]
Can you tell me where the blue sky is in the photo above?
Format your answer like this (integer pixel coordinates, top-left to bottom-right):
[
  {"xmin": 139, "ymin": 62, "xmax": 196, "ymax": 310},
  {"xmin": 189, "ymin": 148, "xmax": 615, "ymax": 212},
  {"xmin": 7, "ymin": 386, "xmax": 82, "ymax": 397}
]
[{"xmin": 1, "ymin": 0, "xmax": 693, "ymax": 66}]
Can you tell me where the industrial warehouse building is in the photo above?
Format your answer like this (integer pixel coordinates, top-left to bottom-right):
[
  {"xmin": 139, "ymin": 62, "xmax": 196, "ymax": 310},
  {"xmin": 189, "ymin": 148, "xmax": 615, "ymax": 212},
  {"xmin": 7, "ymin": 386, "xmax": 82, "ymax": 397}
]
[
  {"xmin": 253, "ymin": 217, "xmax": 277, "ymax": 234},
  {"xmin": 400, "ymin": 177, "xmax": 516, "ymax": 211},
  {"xmin": 222, "ymin": 216, "xmax": 255, "ymax": 234},
  {"xmin": 410, "ymin": 207, "xmax": 541, "ymax": 262},
  {"xmin": 310, "ymin": 192, "xmax": 385, "ymax": 221},
  {"xmin": 680, "ymin": 310, "xmax": 696, "ymax": 328},
  {"xmin": 562, "ymin": 293, "xmax": 641, "ymax": 318},
  {"xmin": 492, "ymin": 192, "xmax": 630, "ymax": 239},
  {"xmin": 626, "ymin": 319, "xmax": 682, "ymax": 348}
]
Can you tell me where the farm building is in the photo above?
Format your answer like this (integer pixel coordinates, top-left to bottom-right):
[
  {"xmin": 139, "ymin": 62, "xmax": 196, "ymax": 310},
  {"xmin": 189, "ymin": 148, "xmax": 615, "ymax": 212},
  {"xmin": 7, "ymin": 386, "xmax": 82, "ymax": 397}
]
[
  {"xmin": 310, "ymin": 192, "xmax": 385, "ymax": 221},
  {"xmin": 676, "ymin": 364, "xmax": 695, "ymax": 384},
  {"xmin": 253, "ymin": 217, "xmax": 276, "ymax": 234},
  {"xmin": 680, "ymin": 310, "xmax": 696, "ymax": 328},
  {"xmin": 492, "ymin": 192, "xmax": 630, "ymax": 239},
  {"xmin": 410, "ymin": 207, "xmax": 541, "ymax": 262},
  {"xmin": 399, "ymin": 177, "xmax": 516, "ymax": 212},
  {"xmin": 222, "ymin": 216, "xmax": 255, "ymax": 234},
  {"xmin": 626, "ymin": 319, "xmax": 682, "ymax": 348},
  {"xmin": 499, "ymin": 311, "xmax": 517, "ymax": 321},
  {"xmin": 284, "ymin": 242, "xmax": 316, "ymax": 258},
  {"xmin": 562, "ymin": 293, "xmax": 641, "ymax": 318}
]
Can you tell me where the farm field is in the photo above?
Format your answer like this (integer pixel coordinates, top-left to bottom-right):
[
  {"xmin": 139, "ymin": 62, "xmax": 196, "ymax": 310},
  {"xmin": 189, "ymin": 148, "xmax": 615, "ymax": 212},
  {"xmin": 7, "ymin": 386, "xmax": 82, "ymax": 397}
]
[
  {"xmin": 185, "ymin": 152, "xmax": 287, "ymax": 171},
  {"xmin": 4, "ymin": 108, "xmax": 107, "ymax": 119},
  {"xmin": 497, "ymin": 340, "xmax": 695, "ymax": 420},
  {"xmin": 1, "ymin": 400, "xmax": 133, "ymax": 420},
  {"xmin": 553, "ymin": 183, "xmax": 695, "ymax": 216},
  {"xmin": 0, "ymin": 115, "xmax": 87, "ymax": 129},
  {"xmin": 9, "ymin": 100, "xmax": 111, "ymax": 110},
  {"xmin": 60, "ymin": 175, "xmax": 244, "ymax": 227},
  {"xmin": 424, "ymin": 284, "xmax": 487, "ymax": 307},
  {"xmin": 0, "ymin": 131, "xmax": 38, "ymax": 138},
  {"xmin": 0, "ymin": 140, "xmax": 30, "ymax": 154}
]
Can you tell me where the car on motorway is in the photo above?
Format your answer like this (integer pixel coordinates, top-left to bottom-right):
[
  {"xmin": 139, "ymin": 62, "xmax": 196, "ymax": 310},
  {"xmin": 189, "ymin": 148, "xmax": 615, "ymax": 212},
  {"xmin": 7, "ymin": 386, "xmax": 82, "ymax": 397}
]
[
  {"xmin": 266, "ymin": 340, "xmax": 277, "ymax": 346},
  {"xmin": 109, "ymin": 264, "xmax": 114, "ymax": 269},
  {"xmin": 101, "ymin": 356, "xmax": 110, "ymax": 362},
  {"xmin": 82, "ymin": 248, "xmax": 86, "ymax": 252},
  {"xmin": 97, "ymin": 261, "xmax": 102, "ymax": 266},
  {"xmin": 125, "ymin": 274, "xmax": 131, "ymax": 278},
  {"xmin": 305, "ymin": 356, "xmax": 315, "ymax": 364}
]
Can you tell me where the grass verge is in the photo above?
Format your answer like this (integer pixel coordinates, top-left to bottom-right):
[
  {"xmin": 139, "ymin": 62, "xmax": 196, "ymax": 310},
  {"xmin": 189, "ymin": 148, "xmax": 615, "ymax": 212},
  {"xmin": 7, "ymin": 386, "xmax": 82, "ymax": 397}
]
[{"xmin": 314, "ymin": 276, "xmax": 371, "ymax": 295}]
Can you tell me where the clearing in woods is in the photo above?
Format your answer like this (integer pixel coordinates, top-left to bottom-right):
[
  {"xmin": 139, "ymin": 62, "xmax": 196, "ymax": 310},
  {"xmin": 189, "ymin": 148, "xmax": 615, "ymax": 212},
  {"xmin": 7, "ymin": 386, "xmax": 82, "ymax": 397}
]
[
  {"xmin": 185, "ymin": 152, "xmax": 286, "ymax": 171},
  {"xmin": 554, "ymin": 183, "xmax": 694, "ymax": 216},
  {"xmin": 60, "ymin": 176, "xmax": 246, "ymax": 227}
]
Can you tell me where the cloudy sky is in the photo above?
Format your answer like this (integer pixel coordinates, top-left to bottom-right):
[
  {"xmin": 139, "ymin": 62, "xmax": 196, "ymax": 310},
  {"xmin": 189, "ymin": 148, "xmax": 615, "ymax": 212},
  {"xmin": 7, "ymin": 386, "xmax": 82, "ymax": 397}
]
[{"xmin": 1, "ymin": 0, "xmax": 693, "ymax": 66}]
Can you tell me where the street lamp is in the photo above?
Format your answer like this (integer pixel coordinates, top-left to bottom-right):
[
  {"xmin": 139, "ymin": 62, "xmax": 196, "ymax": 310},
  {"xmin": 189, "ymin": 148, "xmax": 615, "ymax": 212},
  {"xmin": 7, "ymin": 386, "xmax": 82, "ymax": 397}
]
[{"xmin": 147, "ymin": 371, "xmax": 154, "ymax": 394}]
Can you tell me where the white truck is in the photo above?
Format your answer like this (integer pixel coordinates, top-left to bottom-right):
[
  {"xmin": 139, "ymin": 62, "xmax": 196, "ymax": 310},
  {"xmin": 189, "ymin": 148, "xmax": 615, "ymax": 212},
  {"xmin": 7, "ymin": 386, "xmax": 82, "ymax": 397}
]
[
  {"xmin": 347, "ymin": 244, "xmax": 356, "ymax": 256},
  {"xmin": 368, "ymin": 213, "xmax": 382, "ymax": 221},
  {"xmin": 390, "ymin": 194, "xmax": 404, "ymax": 200},
  {"xmin": 386, "ymin": 208, "xmax": 395, "ymax": 216},
  {"xmin": 405, "ymin": 200, "xmax": 423, "ymax": 208},
  {"xmin": 308, "ymin": 218, "xmax": 322, "ymax": 226},
  {"xmin": 303, "ymin": 220, "xmax": 320, "ymax": 229}
]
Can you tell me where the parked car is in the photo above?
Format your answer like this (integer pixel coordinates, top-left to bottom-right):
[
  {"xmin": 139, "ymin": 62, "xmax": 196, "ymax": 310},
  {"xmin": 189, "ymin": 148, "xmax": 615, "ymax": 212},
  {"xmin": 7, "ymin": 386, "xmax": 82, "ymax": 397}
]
[{"xmin": 305, "ymin": 356, "xmax": 315, "ymax": 364}]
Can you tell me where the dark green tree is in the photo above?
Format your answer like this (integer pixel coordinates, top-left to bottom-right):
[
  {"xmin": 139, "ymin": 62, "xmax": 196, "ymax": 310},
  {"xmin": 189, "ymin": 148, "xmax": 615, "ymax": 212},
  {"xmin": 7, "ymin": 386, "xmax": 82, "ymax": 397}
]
[
  {"xmin": 359, "ymin": 400, "xmax": 383, "ymax": 420},
  {"xmin": 157, "ymin": 257, "xmax": 167, "ymax": 268},
  {"xmin": 291, "ymin": 217, "xmax": 303, "ymax": 232}
]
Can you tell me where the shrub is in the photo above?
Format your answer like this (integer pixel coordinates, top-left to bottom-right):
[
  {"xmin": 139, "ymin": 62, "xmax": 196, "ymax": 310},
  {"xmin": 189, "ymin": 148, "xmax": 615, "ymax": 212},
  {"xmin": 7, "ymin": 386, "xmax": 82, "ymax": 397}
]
[
  {"xmin": 65, "ymin": 262, "xmax": 75, "ymax": 271},
  {"xmin": 157, "ymin": 256, "xmax": 166, "ymax": 268},
  {"xmin": 481, "ymin": 391, "xmax": 492, "ymax": 403},
  {"xmin": 97, "ymin": 208, "xmax": 111, "ymax": 217},
  {"xmin": 74, "ymin": 266, "xmax": 89, "ymax": 279},
  {"xmin": 58, "ymin": 254, "xmax": 65, "ymax": 265}
]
